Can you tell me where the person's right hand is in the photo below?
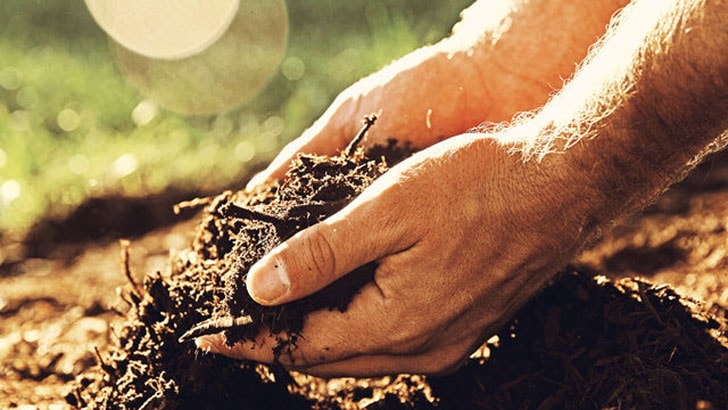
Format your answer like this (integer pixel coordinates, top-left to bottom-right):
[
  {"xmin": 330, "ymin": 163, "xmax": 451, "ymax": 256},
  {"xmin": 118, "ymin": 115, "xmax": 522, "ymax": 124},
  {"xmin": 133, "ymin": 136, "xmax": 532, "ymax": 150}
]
[{"xmin": 247, "ymin": 0, "xmax": 628, "ymax": 188}]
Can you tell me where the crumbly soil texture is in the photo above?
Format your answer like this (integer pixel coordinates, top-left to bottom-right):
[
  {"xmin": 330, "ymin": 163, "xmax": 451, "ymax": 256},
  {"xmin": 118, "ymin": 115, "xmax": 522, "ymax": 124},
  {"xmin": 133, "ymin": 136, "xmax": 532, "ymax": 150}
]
[
  {"xmin": 2, "ymin": 131, "xmax": 728, "ymax": 408},
  {"xmin": 67, "ymin": 133, "xmax": 418, "ymax": 409}
]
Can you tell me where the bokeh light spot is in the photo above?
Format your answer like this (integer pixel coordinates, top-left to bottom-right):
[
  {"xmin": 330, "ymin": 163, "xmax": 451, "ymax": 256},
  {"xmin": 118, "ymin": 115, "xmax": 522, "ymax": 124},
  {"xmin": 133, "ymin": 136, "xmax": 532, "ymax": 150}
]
[
  {"xmin": 281, "ymin": 56, "xmax": 305, "ymax": 81},
  {"xmin": 85, "ymin": 0, "xmax": 240, "ymax": 60},
  {"xmin": 102, "ymin": 0, "xmax": 288, "ymax": 115},
  {"xmin": 234, "ymin": 140, "xmax": 256, "ymax": 163},
  {"xmin": 16, "ymin": 87, "xmax": 38, "ymax": 109},
  {"xmin": 0, "ymin": 67, "xmax": 21, "ymax": 91},
  {"xmin": 110, "ymin": 154, "xmax": 138, "ymax": 179},
  {"xmin": 68, "ymin": 154, "xmax": 90, "ymax": 175},
  {"xmin": 263, "ymin": 116, "xmax": 285, "ymax": 137},
  {"xmin": 131, "ymin": 100, "xmax": 159, "ymax": 126},
  {"xmin": 57, "ymin": 109, "xmax": 81, "ymax": 132},
  {"xmin": 0, "ymin": 180, "xmax": 21, "ymax": 205}
]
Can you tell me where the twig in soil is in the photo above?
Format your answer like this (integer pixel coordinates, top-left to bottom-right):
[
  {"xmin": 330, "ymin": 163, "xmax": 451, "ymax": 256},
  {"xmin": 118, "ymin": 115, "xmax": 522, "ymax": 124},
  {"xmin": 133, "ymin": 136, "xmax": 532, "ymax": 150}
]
[
  {"xmin": 94, "ymin": 346, "xmax": 117, "ymax": 381},
  {"xmin": 218, "ymin": 202, "xmax": 285, "ymax": 227},
  {"xmin": 173, "ymin": 196, "xmax": 214, "ymax": 215},
  {"xmin": 636, "ymin": 279, "xmax": 665, "ymax": 326},
  {"xmin": 217, "ymin": 201, "xmax": 297, "ymax": 239},
  {"xmin": 345, "ymin": 113, "xmax": 378, "ymax": 157},
  {"xmin": 178, "ymin": 314, "xmax": 254, "ymax": 343},
  {"xmin": 120, "ymin": 239, "xmax": 142, "ymax": 301},
  {"xmin": 138, "ymin": 391, "xmax": 164, "ymax": 410}
]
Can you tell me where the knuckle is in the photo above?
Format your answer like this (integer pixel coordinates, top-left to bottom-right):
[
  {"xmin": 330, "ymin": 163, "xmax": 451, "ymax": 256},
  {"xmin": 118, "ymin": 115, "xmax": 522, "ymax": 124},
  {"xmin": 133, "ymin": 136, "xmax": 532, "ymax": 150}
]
[{"xmin": 297, "ymin": 226, "xmax": 337, "ymax": 279}]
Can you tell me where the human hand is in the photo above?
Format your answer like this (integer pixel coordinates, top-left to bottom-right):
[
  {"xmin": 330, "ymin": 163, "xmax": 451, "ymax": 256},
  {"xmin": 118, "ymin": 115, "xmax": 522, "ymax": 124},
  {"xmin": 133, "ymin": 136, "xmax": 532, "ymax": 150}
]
[
  {"xmin": 198, "ymin": 132, "xmax": 600, "ymax": 377},
  {"xmin": 198, "ymin": 0, "xmax": 728, "ymax": 377},
  {"xmin": 246, "ymin": 45, "xmax": 504, "ymax": 188},
  {"xmin": 247, "ymin": 0, "xmax": 625, "ymax": 188}
]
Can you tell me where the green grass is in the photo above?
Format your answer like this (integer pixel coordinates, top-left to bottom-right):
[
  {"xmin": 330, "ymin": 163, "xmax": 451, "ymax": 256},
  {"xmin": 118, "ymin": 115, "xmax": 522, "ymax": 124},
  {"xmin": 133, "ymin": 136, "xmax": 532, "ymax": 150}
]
[{"xmin": 0, "ymin": 0, "xmax": 471, "ymax": 234}]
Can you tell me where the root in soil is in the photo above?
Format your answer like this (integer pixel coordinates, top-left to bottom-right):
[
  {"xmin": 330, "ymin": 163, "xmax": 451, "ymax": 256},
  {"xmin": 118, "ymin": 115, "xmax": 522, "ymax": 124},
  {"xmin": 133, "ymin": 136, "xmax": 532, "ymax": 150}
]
[{"xmin": 67, "ymin": 119, "xmax": 728, "ymax": 409}]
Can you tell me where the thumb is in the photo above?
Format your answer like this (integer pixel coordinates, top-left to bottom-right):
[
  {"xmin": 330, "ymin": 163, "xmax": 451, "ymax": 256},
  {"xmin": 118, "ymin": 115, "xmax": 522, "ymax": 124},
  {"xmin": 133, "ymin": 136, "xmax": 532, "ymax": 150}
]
[{"xmin": 245, "ymin": 201, "xmax": 406, "ymax": 306}]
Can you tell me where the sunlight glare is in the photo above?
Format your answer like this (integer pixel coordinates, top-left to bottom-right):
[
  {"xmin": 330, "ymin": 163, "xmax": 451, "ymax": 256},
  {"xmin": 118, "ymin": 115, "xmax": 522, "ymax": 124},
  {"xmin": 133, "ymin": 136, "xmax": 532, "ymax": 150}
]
[
  {"xmin": 85, "ymin": 0, "xmax": 288, "ymax": 115},
  {"xmin": 84, "ymin": 0, "xmax": 240, "ymax": 60},
  {"xmin": 0, "ymin": 180, "xmax": 21, "ymax": 206}
]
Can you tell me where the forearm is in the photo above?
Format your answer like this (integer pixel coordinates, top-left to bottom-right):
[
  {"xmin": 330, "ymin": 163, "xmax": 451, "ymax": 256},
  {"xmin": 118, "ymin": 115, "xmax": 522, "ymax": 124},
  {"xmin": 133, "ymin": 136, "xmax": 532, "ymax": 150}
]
[
  {"xmin": 447, "ymin": 0, "xmax": 629, "ymax": 120},
  {"xmin": 322, "ymin": 0, "xmax": 628, "ymax": 148},
  {"xmin": 502, "ymin": 0, "xmax": 728, "ymax": 231}
]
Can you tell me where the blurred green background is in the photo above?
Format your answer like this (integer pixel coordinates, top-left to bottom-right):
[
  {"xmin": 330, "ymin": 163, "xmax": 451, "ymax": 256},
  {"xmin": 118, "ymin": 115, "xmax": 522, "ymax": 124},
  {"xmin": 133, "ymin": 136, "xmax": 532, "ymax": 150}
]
[{"xmin": 0, "ymin": 0, "xmax": 471, "ymax": 236}]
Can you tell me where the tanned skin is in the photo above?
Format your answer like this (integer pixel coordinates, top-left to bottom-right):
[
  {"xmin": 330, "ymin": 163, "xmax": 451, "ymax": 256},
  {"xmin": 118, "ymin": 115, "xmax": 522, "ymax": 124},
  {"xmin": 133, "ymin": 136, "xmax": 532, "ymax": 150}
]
[{"xmin": 199, "ymin": 0, "xmax": 728, "ymax": 377}]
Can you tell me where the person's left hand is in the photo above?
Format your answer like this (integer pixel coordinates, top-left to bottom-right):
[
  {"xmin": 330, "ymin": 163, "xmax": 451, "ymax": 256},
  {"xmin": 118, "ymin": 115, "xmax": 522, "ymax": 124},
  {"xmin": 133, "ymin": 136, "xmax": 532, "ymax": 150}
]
[{"xmin": 196, "ymin": 132, "xmax": 599, "ymax": 377}]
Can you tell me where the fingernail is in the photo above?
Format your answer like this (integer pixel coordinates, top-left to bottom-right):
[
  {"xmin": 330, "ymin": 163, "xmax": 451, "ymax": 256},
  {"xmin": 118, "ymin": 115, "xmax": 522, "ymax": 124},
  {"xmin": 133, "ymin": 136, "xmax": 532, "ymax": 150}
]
[{"xmin": 247, "ymin": 257, "xmax": 290, "ymax": 304}]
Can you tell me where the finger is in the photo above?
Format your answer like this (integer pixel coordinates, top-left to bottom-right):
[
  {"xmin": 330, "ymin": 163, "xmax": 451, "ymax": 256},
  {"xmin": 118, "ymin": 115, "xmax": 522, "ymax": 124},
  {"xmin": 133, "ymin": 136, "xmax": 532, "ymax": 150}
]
[
  {"xmin": 246, "ymin": 101, "xmax": 360, "ymax": 190},
  {"xmin": 245, "ymin": 180, "xmax": 417, "ymax": 306},
  {"xmin": 195, "ymin": 329, "xmax": 275, "ymax": 362},
  {"xmin": 196, "ymin": 301, "xmax": 479, "ymax": 378},
  {"xmin": 197, "ymin": 283, "xmax": 395, "ymax": 365},
  {"xmin": 301, "ymin": 347, "xmax": 471, "ymax": 378},
  {"xmin": 297, "ymin": 310, "xmax": 492, "ymax": 378},
  {"xmin": 245, "ymin": 130, "xmax": 339, "ymax": 189},
  {"xmin": 297, "ymin": 308, "xmax": 489, "ymax": 378},
  {"xmin": 199, "ymin": 337, "xmax": 468, "ymax": 378},
  {"xmin": 197, "ymin": 260, "xmax": 483, "ymax": 375}
]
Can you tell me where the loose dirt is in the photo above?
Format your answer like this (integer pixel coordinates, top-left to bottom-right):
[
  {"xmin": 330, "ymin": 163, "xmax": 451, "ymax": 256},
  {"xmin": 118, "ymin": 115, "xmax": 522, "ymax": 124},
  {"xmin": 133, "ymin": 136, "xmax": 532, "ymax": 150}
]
[{"xmin": 2, "ymin": 132, "xmax": 727, "ymax": 409}]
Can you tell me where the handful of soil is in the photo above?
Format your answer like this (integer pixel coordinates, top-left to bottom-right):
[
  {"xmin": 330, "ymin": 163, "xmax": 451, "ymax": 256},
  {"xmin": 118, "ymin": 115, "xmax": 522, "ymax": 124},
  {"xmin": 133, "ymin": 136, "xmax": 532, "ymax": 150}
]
[
  {"xmin": 67, "ymin": 117, "xmax": 414, "ymax": 408},
  {"xmin": 67, "ymin": 117, "xmax": 728, "ymax": 409},
  {"xmin": 177, "ymin": 118, "xmax": 396, "ymax": 352}
]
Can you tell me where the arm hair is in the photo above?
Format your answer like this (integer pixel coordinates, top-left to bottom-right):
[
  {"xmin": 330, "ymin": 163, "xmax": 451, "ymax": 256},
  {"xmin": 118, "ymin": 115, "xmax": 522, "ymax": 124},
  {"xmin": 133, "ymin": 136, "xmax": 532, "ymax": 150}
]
[{"xmin": 487, "ymin": 0, "xmax": 728, "ymax": 222}]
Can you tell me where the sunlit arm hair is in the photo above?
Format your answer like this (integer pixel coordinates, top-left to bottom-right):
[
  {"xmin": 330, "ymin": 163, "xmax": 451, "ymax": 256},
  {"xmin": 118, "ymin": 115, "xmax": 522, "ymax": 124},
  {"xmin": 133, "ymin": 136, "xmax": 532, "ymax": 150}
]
[{"xmin": 487, "ymin": 0, "xmax": 728, "ymax": 225}]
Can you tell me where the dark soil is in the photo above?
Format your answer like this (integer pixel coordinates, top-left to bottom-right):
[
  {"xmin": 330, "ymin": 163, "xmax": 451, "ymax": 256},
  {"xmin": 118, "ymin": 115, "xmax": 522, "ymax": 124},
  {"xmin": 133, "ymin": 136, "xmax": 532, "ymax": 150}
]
[
  {"xmin": 2, "ymin": 134, "xmax": 728, "ymax": 409},
  {"xmin": 67, "ymin": 119, "xmax": 422, "ymax": 408},
  {"xmin": 5, "ymin": 188, "xmax": 232, "ymax": 267},
  {"xmin": 428, "ymin": 270, "xmax": 728, "ymax": 409}
]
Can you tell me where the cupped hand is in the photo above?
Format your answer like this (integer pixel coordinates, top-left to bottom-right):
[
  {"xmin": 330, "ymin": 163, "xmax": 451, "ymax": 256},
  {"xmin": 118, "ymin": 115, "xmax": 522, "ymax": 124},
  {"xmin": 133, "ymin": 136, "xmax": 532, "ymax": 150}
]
[
  {"xmin": 247, "ymin": 45, "xmax": 498, "ymax": 188},
  {"xmin": 198, "ymin": 132, "xmax": 600, "ymax": 377},
  {"xmin": 247, "ymin": 0, "xmax": 626, "ymax": 189}
]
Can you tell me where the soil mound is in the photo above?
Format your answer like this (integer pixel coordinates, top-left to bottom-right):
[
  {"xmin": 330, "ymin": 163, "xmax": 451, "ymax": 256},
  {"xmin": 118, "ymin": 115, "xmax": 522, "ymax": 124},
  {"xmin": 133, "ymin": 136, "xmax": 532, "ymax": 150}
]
[{"xmin": 66, "ymin": 126, "xmax": 728, "ymax": 409}]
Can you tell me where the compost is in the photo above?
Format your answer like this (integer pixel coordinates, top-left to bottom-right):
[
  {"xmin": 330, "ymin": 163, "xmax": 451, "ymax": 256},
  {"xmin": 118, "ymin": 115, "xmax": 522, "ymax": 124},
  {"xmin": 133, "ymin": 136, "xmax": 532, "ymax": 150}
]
[{"xmin": 2, "ymin": 123, "xmax": 728, "ymax": 409}]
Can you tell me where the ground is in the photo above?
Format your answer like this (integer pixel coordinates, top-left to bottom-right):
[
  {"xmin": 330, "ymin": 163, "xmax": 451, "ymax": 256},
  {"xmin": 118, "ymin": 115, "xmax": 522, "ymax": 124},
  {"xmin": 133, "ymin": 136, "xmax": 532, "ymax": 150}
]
[{"xmin": 1, "ymin": 149, "xmax": 727, "ymax": 409}]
